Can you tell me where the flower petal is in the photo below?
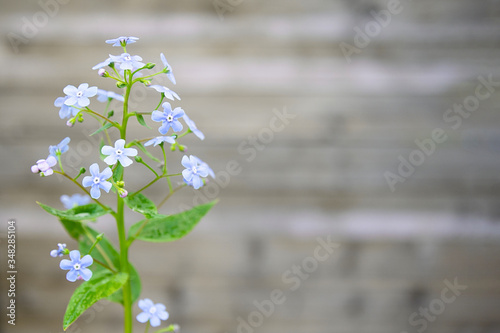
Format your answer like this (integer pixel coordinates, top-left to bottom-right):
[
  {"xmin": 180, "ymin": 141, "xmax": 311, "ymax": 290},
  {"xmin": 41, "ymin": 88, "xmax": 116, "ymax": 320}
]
[
  {"xmin": 101, "ymin": 145, "xmax": 115, "ymax": 155},
  {"xmin": 99, "ymin": 181, "xmax": 112, "ymax": 193},
  {"xmin": 149, "ymin": 316, "xmax": 161, "ymax": 327},
  {"xmin": 136, "ymin": 312, "xmax": 150, "ymax": 323},
  {"xmin": 114, "ymin": 139, "xmax": 126, "ymax": 150},
  {"xmin": 151, "ymin": 111, "xmax": 166, "ymax": 122},
  {"xmin": 123, "ymin": 148, "xmax": 138, "ymax": 156},
  {"xmin": 82, "ymin": 176, "xmax": 94, "ymax": 187},
  {"xmin": 66, "ymin": 270, "xmax": 78, "ymax": 282},
  {"xmin": 79, "ymin": 268, "xmax": 93, "ymax": 281},
  {"xmin": 89, "ymin": 163, "xmax": 100, "ymax": 177},
  {"xmin": 90, "ymin": 186, "xmax": 101, "ymax": 199},
  {"xmin": 100, "ymin": 167, "xmax": 113, "ymax": 180},
  {"xmin": 80, "ymin": 255, "xmax": 93, "ymax": 267},
  {"xmin": 60, "ymin": 259, "xmax": 73, "ymax": 270}
]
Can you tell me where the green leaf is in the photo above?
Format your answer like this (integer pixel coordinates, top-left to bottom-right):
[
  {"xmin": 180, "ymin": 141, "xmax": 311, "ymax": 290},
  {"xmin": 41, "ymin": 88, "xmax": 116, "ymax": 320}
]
[
  {"xmin": 37, "ymin": 202, "xmax": 109, "ymax": 222},
  {"xmin": 63, "ymin": 271, "xmax": 128, "ymax": 330},
  {"xmin": 133, "ymin": 141, "xmax": 161, "ymax": 163},
  {"xmin": 135, "ymin": 113, "xmax": 151, "ymax": 128},
  {"xmin": 60, "ymin": 218, "xmax": 86, "ymax": 240},
  {"xmin": 129, "ymin": 200, "xmax": 217, "ymax": 243},
  {"xmin": 78, "ymin": 227, "xmax": 141, "ymax": 304},
  {"xmin": 90, "ymin": 122, "xmax": 114, "ymax": 136},
  {"xmin": 124, "ymin": 193, "xmax": 158, "ymax": 218},
  {"xmin": 113, "ymin": 164, "xmax": 124, "ymax": 183}
]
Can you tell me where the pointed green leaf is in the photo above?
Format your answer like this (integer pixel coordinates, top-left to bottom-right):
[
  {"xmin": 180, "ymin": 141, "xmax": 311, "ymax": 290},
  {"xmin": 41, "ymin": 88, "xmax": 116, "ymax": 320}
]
[
  {"xmin": 124, "ymin": 193, "xmax": 158, "ymax": 218},
  {"xmin": 60, "ymin": 218, "xmax": 86, "ymax": 240},
  {"xmin": 113, "ymin": 164, "xmax": 124, "ymax": 182},
  {"xmin": 90, "ymin": 122, "xmax": 114, "ymax": 136},
  {"xmin": 63, "ymin": 271, "xmax": 128, "ymax": 330},
  {"xmin": 128, "ymin": 200, "xmax": 217, "ymax": 243},
  {"xmin": 135, "ymin": 113, "xmax": 151, "ymax": 128},
  {"xmin": 37, "ymin": 202, "xmax": 110, "ymax": 222}
]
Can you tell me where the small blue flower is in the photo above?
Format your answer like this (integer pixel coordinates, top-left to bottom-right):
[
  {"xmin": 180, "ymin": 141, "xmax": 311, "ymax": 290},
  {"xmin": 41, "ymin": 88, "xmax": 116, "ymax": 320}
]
[
  {"xmin": 59, "ymin": 250, "xmax": 93, "ymax": 282},
  {"xmin": 49, "ymin": 137, "xmax": 70, "ymax": 158},
  {"xmin": 160, "ymin": 53, "xmax": 176, "ymax": 85},
  {"xmin": 31, "ymin": 156, "xmax": 57, "ymax": 176},
  {"xmin": 101, "ymin": 139, "xmax": 138, "ymax": 167},
  {"xmin": 96, "ymin": 89, "xmax": 125, "ymax": 102},
  {"xmin": 92, "ymin": 57, "xmax": 112, "ymax": 70},
  {"xmin": 181, "ymin": 155, "xmax": 210, "ymax": 189},
  {"xmin": 136, "ymin": 299, "xmax": 169, "ymax": 327},
  {"xmin": 147, "ymin": 85, "xmax": 180, "ymax": 101},
  {"xmin": 109, "ymin": 53, "xmax": 145, "ymax": 71},
  {"xmin": 82, "ymin": 163, "xmax": 113, "ymax": 199},
  {"xmin": 183, "ymin": 114, "xmax": 205, "ymax": 140},
  {"xmin": 60, "ymin": 194, "xmax": 91, "ymax": 209},
  {"xmin": 151, "ymin": 102, "xmax": 185, "ymax": 135},
  {"xmin": 144, "ymin": 136, "xmax": 176, "ymax": 147},
  {"xmin": 63, "ymin": 83, "xmax": 98, "ymax": 108},
  {"xmin": 106, "ymin": 36, "xmax": 139, "ymax": 47},
  {"xmin": 50, "ymin": 243, "xmax": 67, "ymax": 257},
  {"xmin": 55, "ymin": 96, "xmax": 79, "ymax": 119}
]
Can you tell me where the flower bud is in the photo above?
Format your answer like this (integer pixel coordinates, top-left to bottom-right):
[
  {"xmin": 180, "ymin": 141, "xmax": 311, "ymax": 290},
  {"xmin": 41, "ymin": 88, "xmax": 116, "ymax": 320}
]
[
  {"xmin": 134, "ymin": 156, "xmax": 143, "ymax": 163},
  {"xmin": 66, "ymin": 119, "xmax": 75, "ymax": 127},
  {"xmin": 31, "ymin": 165, "xmax": 39, "ymax": 173},
  {"xmin": 116, "ymin": 181, "xmax": 125, "ymax": 187},
  {"xmin": 145, "ymin": 62, "xmax": 156, "ymax": 69},
  {"xmin": 119, "ymin": 189, "xmax": 128, "ymax": 198},
  {"xmin": 98, "ymin": 68, "xmax": 108, "ymax": 77},
  {"xmin": 117, "ymin": 82, "xmax": 126, "ymax": 88}
]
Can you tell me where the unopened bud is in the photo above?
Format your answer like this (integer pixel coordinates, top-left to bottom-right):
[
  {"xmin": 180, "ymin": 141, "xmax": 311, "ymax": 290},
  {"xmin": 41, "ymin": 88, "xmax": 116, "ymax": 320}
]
[
  {"xmin": 98, "ymin": 68, "xmax": 108, "ymax": 77},
  {"xmin": 134, "ymin": 156, "xmax": 143, "ymax": 163},
  {"xmin": 31, "ymin": 165, "xmax": 39, "ymax": 173},
  {"xmin": 145, "ymin": 62, "xmax": 156, "ymax": 69},
  {"xmin": 119, "ymin": 189, "xmax": 128, "ymax": 198},
  {"xmin": 66, "ymin": 119, "xmax": 75, "ymax": 127}
]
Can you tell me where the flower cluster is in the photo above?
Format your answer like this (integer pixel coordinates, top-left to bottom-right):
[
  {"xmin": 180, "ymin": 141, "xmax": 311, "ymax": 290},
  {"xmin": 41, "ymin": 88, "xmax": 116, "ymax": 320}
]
[{"xmin": 35, "ymin": 36, "xmax": 215, "ymax": 332}]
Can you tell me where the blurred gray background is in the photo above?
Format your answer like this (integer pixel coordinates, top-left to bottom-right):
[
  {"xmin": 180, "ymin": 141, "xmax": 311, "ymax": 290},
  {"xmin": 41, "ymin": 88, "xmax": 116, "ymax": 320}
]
[{"xmin": 1, "ymin": 0, "xmax": 500, "ymax": 332}]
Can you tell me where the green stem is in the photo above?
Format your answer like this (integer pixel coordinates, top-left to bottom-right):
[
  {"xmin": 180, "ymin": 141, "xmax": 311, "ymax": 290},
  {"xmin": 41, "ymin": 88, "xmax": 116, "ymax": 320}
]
[{"xmin": 115, "ymin": 195, "xmax": 132, "ymax": 333}]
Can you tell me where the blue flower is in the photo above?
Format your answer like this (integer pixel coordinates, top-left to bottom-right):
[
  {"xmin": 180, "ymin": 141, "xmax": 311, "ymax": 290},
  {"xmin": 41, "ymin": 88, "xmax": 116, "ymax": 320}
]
[
  {"xmin": 63, "ymin": 83, "xmax": 98, "ymax": 108},
  {"xmin": 55, "ymin": 96, "xmax": 79, "ymax": 119},
  {"xmin": 106, "ymin": 36, "xmax": 139, "ymax": 47},
  {"xmin": 144, "ymin": 136, "xmax": 176, "ymax": 147},
  {"xmin": 181, "ymin": 155, "xmax": 210, "ymax": 189},
  {"xmin": 31, "ymin": 156, "xmax": 57, "ymax": 176},
  {"xmin": 59, "ymin": 250, "xmax": 93, "ymax": 282},
  {"xmin": 151, "ymin": 102, "xmax": 185, "ymax": 135},
  {"xmin": 50, "ymin": 243, "xmax": 67, "ymax": 257},
  {"xmin": 147, "ymin": 85, "xmax": 180, "ymax": 101},
  {"xmin": 60, "ymin": 194, "xmax": 91, "ymax": 209},
  {"xmin": 136, "ymin": 299, "xmax": 169, "ymax": 327},
  {"xmin": 109, "ymin": 53, "xmax": 145, "ymax": 71},
  {"xmin": 92, "ymin": 57, "xmax": 112, "ymax": 70},
  {"xmin": 160, "ymin": 53, "xmax": 176, "ymax": 85},
  {"xmin": 97, "ymin": 89, "xmax": 125, "ymax": 102},
  {"xmin": 82, "ymin": 163, "xmax": 113, "ymax": 199},
  {"xmin": 101, "ymin": 139, "xmax": 138, "ymax": 167},
  {"xmin": 183, "ymin": 114, "xmax": 205, "ymax": 140},
  {"xmin": 49, "ymin": 137, "xmax": 70, "ymax": 158}
]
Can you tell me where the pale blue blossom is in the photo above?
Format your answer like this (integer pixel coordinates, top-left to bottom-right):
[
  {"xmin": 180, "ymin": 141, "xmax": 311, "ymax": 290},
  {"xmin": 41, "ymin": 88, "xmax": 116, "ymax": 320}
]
[
  {"xmin": 82, "ymin": 163, "xmax": 113, "ymax": 199},
  {"xmin": 101, "ymin": 139, "xmax": 138, "ymax": 167},
  {"xmin": 60, "ymin": 194, "xmax": 91, "ymax": 209},
  {"xmin": 183, "ymin": 114, "xmax": 204, "ymax": 140},
  {"xmin": 106, "ymin": 36, "xmax": 139, "ymax": 47},
  {"xmin": 59, "ymin": 250, "xmax": 93, "ymax": 282},
  {"xmin": 148, "ymin": 85, "xmax": 180, "ymax": 101},
  {"xmin": 160, "ymin": 53, "xmax": 176, "ymax": 85},
  {"xmin": 49, "ymin": 137, "xmax": 70, "ymax": 158},
  {"xmin": 181, "ymin": 155, "xmax": 210, "ymax": 189},
  {"xmin": 136, "ymin": 299, "xmax": 169, "ymax": 327},
  {"xmin": 109, "ymin": 53, "xmax": 144, "ymax": 71},
  {"xmin": 92, "ymin": 57, "xmax": 112, "ymax": 70},
  {"xmin": 50, "ymin": 243, "xmax": 67, "ymax": 257},
  {"xmin": 97, "ymin": 89, "xmax": 125, "ymax": 102},
  {"xmin": 144, "ymin": 136, "xmax": 176, "ymax": 147},
  {"xmin": 55, "ymin": 96, "xmax": 79, "ymax": 119},
  {"xmin": 63, "ymin": 83, "xmax": 98, "ymax": 108},
  {"xmin": 151, "ymin": 102, "xmax": 185, "ymax": 134}
]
